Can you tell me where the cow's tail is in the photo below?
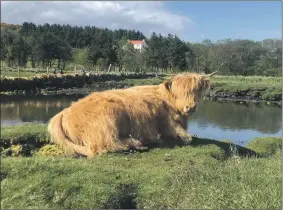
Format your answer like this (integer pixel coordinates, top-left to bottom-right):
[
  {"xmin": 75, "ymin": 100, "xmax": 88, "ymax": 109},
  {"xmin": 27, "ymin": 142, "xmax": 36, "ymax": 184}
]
[{"xmin": 47, "ymin": 111, "xmax": 91, "ymax": 157}]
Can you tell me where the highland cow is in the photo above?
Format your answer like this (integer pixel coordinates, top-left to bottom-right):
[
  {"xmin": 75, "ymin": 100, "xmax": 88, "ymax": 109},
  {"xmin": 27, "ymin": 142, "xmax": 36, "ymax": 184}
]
[{"xmin": 48, "ymin": 72, "xmax": 217, "ymax": 158}]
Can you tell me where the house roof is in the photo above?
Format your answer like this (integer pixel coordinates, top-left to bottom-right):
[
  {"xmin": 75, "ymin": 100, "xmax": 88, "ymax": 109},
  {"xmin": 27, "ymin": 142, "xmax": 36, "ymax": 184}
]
[{"xmin": 128, "ymin": 40, "xmax": 145, "ymax": 45}]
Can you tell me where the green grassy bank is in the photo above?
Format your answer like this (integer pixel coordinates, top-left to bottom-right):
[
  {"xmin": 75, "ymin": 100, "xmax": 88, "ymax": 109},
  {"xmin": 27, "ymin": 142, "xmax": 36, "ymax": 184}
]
[
  {"xmin": 210, "ymin": 75, "xmax": 282, "ymax": 101},
  {"xmin": 1, "ymin": 73, "xmax": 282, "ymax": 102},
  {"xmin": 89, "ymin": 75, "xmax": 282, "ymax": 102},
  {"xmin": 1, "ymin": 124, "xmax": 282, "ymax": 209}
]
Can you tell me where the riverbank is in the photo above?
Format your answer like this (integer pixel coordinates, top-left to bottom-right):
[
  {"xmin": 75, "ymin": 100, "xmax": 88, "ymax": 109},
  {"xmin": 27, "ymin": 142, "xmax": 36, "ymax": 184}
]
[
  {"xmin": 1, "ymin": 124, "xmax": 281, "ymax": 209},
  {"xmin": 1, "ymin": 74, "xmax": 282, "ymax": 103},
  {"xmin": 209, "ymin": 75, "xmax": 282, "ymax": 103}
]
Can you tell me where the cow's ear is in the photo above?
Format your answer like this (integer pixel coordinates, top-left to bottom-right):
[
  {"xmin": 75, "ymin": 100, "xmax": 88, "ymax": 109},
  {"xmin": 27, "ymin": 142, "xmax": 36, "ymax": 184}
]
[{"xmin": 164, "ymin": 79, "xmax": 172, "ymax": 91}]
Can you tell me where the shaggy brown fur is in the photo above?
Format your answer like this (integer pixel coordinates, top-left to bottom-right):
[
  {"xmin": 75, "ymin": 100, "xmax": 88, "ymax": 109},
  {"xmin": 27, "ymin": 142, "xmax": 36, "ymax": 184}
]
[{"xmin": 48, "ymin": 72, "xmax": 216, "ymax": 158}]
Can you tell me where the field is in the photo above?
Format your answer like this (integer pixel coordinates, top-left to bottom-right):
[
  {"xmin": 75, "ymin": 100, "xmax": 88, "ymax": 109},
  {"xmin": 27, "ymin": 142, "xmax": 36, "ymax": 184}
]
[
  {"xmin": 1, "ymin": 124, "xmax": 282, "ymax": 209},
  {"xmin": 93, "ymin": 75, "xmax": 282, "ymax": 101},
  {"xmin": 116, "ymin": 75, "xmax": 282, "ymax": 91},
  {"xmin": 0, "ymin": 67, "xmax": 74, "ymax": 78},
  {"xmin": 211, "ymin": 75, "xmax": 281, "ymax": 91}
]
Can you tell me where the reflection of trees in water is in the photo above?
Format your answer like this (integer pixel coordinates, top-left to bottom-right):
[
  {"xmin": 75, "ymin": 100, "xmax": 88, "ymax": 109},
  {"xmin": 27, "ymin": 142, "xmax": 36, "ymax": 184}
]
[
  {"xmin": 19, "ymin": 107, "xmax": 63, "ymax": 123},
  {"xmin": 1, "ymin": 96, "xmax": 282, "ymax": 134},
  {"xmin": 1, "ymin": 107, "xmax": 20, "ymax": 120},
  {"xmin": 190, "ymin": 100, "xmax": 282, "ymax": 134},
  {"xmin": 1, "ymin": 96, "xmax": 81, "ymax": 123}
]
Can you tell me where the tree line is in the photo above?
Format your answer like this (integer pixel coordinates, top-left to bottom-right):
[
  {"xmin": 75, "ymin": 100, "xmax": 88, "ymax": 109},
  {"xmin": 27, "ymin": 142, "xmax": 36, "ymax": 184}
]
[{"xmin": 1, "ymin": 22, "xmax": 282, "ymax": 76}]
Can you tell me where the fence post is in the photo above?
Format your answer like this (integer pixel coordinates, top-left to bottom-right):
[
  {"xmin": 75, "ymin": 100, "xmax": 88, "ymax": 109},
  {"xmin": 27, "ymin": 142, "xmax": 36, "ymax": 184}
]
[
  {"xmin": 108, "ymin": 64, "xmax": 112, "ymax": 72},
  {"xmin": 47, "ymin": 66, "xmax": 49, "ymax": 74},
  {"xmin": 74, "ymin": 66, "xmax": 77, "ymax": 74},
  {"xmin": 18, "ymin": 66, "xmax": 20, "ymax": 77}
]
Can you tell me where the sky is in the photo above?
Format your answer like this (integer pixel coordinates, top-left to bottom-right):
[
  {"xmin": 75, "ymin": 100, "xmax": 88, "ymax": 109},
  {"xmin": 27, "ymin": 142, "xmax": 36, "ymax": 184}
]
[{"xmin": 1, "ymin": 1, "xmax": 281, "ymax": 43}]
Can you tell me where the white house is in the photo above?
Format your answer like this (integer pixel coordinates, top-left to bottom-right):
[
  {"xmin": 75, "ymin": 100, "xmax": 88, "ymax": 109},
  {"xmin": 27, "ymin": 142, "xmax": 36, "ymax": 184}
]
[{"xmin": 127, "ymin": 39, "xmax": 147, "ymax": 51}]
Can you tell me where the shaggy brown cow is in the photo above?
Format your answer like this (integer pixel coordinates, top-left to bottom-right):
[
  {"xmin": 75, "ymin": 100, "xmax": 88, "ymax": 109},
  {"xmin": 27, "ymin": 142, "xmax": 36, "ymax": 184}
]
[{"xmin": 48, "ymin": 72, "xmax": 217, "ymax": 158}]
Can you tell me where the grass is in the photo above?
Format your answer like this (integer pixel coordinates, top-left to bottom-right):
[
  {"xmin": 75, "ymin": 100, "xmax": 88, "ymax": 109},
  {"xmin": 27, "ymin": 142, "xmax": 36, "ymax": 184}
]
[
  {"xmin": 0, "ymin": 124, "xmax": 50, "ymax": 156},
  {"xmin": 211, "ymin": 79, "xmax": 281, "ymax": 93},
  {"xmin": 0, "ymin": 70, "xmax": 75, "ymax": 78},
  {"xmin": 246, "ymin": 136, "xmax": 283, "ymax": 157},
  {"xmin": 118, "ymin": 78, "xmax": 165, "ymax": 86},
  {"xmin": 115, "ymin": 76, "xmax": 282, "ymax": 101},
  {"xmin": 1, "ymin": 124, "xmax": 282, "ymax": 209},
  {"xmin": 210, "ymin": 75, "xmax": 282, "ymax": 100},
  {"xmin": 1, "ymin": 71, "xmax": 38, "ymax": 78},
  {"xmin": 94, "ymin": 74, "xmax": 282, "ymax": 101},
  {"xmin": 211, "ymin": 75, "xmax": 282, "ymax": 83},
  {"xmin": 89, "ymin": 77, "xmax": 165, "ymax": 91},
  {"xmin": 1, "ymin": 123, "xmax": 49, "ymax": 146},
  {"xmin": 90, "ymin": 75, "xmax": 281, "ymax": 92},
  {"xmin": 164, "ymin": 74, "xmax": 282, "ymax": 90},
  {"xmin": 1, "ymin": 70, "xmax": 282, "ymax": 101}
]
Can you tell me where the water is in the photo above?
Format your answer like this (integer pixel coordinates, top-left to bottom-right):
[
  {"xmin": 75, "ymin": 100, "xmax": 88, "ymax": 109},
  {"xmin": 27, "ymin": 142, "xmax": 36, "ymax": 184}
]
[
  {"xmin": 189, "ymin": 100, "xmax": 282, "ymax": 146},
  {"xmin": 1, "ymin": 96, "xmax": 282, "ymax": 146}
]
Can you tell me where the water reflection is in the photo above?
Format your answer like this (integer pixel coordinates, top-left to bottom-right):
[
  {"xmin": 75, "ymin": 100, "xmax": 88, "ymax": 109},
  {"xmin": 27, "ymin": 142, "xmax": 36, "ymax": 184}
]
[
  {"xmin": 187, "ymin": 100, "xmax": 282, "ymax": 145},
  {"xmin": 1, "ymin": 96, "xmax": 282, "ymax": 146},
  {"xmin": 1, "ymin": 95, "xmax": 82, "ymax": 125},
  {"xmin": 189, "ymin": 100, "xmax": 282, "ymax": 134}
]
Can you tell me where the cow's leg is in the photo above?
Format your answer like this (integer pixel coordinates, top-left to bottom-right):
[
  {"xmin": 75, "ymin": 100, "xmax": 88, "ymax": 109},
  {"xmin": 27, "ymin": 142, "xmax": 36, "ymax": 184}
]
[
  {"xmin": 121, "ymin": 137, "xmax": 149, "ymax": 150},
  {"xmin": 160, "ymin": 116, "xmax": 193, "ymax": 146}
]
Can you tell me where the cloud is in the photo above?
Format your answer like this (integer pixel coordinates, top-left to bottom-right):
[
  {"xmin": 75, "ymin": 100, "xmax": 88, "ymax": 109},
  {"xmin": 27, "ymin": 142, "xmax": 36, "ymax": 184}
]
[{"xmin": 1, "ymin": 1, "xmax": 194, "ymax": 40}]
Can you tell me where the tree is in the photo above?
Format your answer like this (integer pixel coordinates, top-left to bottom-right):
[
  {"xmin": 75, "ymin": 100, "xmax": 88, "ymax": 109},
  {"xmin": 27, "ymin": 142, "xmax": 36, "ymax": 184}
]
[
  {"xmin": 121, "ymin": 43, "xmax": 138, "ymax": 71},
  {"xmin": 72, "ymin": 48, "xmax": 92, "ymax": 70},
  {"xmin": 185, "ymin": 42, "xmax": 196, "ymax": 71},
  {"xmin": 0, "ymin": 35, "xmax": 8, "ymax": 61},
  {"xmin": 143, "ymin": 32, "xmax": 160, "ymax": 71},
  {"xmin": 171, "ymin": 35, "xmax": 189, "ymax": 71},
  {"xmin": 1, "ymin": 22, "xmax": 282, "ymax": 76},
  {"xmin": 116, "ymin": 39, "xmax": 128, "ymax": 71}
]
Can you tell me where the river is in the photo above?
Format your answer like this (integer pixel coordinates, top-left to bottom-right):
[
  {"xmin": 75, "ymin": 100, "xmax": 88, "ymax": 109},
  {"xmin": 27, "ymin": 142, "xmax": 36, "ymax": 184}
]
[{"xmin": 1, "ymin": 95, "xmax": 282, "ymax": 146}]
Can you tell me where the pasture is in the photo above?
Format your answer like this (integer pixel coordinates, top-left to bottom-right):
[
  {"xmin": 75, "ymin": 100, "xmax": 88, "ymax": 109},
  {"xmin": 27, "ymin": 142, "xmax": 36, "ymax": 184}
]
[{"xmin": 1, "ymin": 124, "xmax": 282, "ymax": 209}]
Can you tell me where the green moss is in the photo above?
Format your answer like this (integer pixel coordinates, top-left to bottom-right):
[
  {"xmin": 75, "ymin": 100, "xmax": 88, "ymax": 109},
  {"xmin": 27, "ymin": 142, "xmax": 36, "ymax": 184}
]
[
  {"xmin": 36, "ymin": 144, "xmax": 65, "ymax": 157},
  {"xmin": 246, "ymin": 136, "xmax": 282, "ymax": 157},
  {"xmin": 1, "ymin": 144, "xmax": 34, "ymax": 157}
]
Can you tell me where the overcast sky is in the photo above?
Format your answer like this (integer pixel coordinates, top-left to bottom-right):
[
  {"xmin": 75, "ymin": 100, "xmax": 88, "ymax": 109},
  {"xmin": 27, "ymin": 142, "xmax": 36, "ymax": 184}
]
[
  {"xmin": 1, "ymin": 1, "xmax": 195, "ymax": 40},
  {"xmin": 1, "ymin": 1, "xmax": 281, "ymax": 42}
]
